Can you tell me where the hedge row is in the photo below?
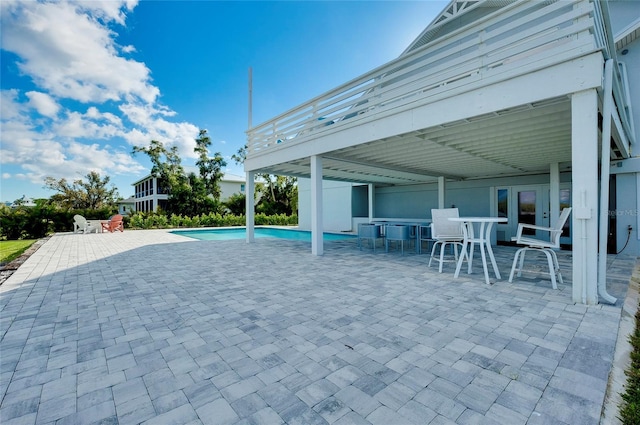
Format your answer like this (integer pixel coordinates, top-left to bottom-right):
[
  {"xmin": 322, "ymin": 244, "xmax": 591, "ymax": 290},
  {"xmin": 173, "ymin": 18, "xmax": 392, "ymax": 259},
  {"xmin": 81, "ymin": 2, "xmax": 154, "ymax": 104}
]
[
  {"xmin": 0, "ymin": 206, "xmax": 298, "ymax": 240},
  {"xmin": 0, "ymin": 205, "xmax": 115, "ymax": 240},
  {"xmin": 126, "ymin": 212, "xmax": 297, "ymax": 229}
]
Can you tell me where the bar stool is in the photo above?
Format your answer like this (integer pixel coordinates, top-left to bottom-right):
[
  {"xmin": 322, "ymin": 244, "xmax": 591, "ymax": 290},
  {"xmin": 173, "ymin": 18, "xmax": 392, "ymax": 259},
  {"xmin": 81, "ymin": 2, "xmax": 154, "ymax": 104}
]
[{"xmin": 385, "ymin": 224, "xmax": 412, "ymax": 255}]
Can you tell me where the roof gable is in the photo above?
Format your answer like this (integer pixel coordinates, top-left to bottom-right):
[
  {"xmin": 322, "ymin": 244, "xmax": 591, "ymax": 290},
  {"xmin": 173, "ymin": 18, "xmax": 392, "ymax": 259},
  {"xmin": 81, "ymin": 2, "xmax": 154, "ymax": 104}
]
[{"xmin": 403, "ymin": 0, "xmax": 518, "ymax": 55}]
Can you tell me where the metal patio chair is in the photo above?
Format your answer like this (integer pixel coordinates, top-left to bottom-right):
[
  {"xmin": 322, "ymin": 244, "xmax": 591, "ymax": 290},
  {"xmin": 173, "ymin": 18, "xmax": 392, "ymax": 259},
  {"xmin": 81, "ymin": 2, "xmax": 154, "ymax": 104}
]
[
  {"xmin": 508, "ymin": 207, "xmax": 572, "ymax": 289},
  {"xmin": 428, "ymin": 208, "xmax": 468, "ymax": 272}
]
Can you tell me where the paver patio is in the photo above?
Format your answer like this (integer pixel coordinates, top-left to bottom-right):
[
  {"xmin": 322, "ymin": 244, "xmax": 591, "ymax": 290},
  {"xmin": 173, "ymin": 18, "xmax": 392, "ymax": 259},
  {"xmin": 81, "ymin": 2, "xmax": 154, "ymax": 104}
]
[{"xmin": 0, "ymin": 230, "xmax": 636, "ymax": 425}]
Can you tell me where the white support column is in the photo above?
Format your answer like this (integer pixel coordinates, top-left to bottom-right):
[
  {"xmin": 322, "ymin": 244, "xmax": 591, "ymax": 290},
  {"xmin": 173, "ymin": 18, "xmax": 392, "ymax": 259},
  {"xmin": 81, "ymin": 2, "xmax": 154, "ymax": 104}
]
[
  {"xmin": 438, "ymin": 177, "xmax": 446, "ymax": 209},
  {"xmin": 311, "ymin": 155, "xmax": 323, "ymax": 256},
  {"xmin": 368, "ymin": 183, "xmax": 375, "ymax": 222},
  {"xmin": 598, "ymin": 59, "xmax": 617, "ymax": 304},
  {"xmin": 549, "ymin": 163, "xmax": 560, "ymax": 226},
  {"xmin": 571, "ymin": 89, "xmax": 599, "ymax": 304},
  {"xmin": 245, "ymin": 171, "xmax": 255, "ymax": 243}
]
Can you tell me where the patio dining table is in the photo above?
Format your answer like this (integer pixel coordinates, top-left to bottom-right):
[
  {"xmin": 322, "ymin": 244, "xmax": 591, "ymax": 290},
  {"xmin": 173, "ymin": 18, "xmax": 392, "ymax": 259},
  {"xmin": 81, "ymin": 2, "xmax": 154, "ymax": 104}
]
[{"xmin": 449, "ymin": 216, "xmax": 507, "ymax": 285}]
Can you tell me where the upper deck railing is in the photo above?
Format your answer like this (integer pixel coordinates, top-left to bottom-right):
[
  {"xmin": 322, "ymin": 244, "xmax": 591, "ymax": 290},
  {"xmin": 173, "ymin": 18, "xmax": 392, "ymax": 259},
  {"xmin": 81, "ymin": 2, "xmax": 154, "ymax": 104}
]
[{"xmin": 247, "ymin": 0, "xmax": 634, "ymax": 157}]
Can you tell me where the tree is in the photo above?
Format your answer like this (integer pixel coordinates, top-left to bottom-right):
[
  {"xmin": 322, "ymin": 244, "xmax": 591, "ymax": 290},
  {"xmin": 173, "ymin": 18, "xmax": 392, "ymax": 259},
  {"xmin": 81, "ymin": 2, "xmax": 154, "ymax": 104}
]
[
  {"xmin": 232, "ymin": 145, "xmax": 298, "ymax": 215},
  {"xmin": 256, "ymin": 175, "xmax": 298, "ymax": 215},
  {"xmin": 194, "ymin": 129, "xmax": 226, "ymax": 199},
  {"xmin": 223, "ymin": 192, "xmax": 246, "ymax": 215},
  {"xmin": 133, "ymin": 139, "xmax": 191, "ymax": 215},
  {"xmin": 132, "ymin": 139, "xmax": 186, "ymax": 197},
  {"xmin": 44, "ymin": 171, "xmax": 119, "ymax": 210},
  {"xmin": 133, "ymin": 132, "xmax": 226, "ymax": 216}
]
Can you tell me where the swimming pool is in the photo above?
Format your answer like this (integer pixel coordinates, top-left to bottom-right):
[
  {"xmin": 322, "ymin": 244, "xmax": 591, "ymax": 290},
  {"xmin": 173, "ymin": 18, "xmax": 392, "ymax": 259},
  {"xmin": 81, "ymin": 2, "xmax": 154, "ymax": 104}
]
[{"xmin": 171, "ymin": 227, "xmax": 356, "ymax": 242}]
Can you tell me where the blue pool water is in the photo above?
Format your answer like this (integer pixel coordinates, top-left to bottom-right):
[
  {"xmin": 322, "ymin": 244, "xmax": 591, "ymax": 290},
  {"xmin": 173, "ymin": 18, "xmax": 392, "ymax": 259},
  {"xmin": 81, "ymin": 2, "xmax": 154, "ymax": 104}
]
[{"xmin": 172, "ymin": 227, "xmax": 356, "ymax": 242}]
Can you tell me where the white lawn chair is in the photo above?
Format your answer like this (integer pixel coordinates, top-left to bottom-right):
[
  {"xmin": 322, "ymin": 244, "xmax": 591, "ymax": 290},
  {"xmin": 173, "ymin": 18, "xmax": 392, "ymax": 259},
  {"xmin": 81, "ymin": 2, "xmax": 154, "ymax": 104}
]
[{"xmin": 73, "ymin": 215, "xmax": 98, "ymax": 234}]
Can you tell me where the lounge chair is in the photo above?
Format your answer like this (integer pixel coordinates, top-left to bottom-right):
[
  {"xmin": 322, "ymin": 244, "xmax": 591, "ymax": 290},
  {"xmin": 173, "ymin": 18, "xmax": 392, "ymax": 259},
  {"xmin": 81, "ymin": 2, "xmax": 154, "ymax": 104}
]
[
  {"xmin": 73, "ymin": 215, "xmax": 98, "ymax": 234},
  {"xmin": 101, "ymin": 214, "xmax": 124, "ymax": 233}
]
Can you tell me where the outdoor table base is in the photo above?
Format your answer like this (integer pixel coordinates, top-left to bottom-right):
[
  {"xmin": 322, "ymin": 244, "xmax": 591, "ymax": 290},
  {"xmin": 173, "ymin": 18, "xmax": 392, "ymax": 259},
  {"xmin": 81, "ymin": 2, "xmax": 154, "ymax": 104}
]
[{"xmin": 448, "ymin": 217, "xmax": 507, "ymax": 285}]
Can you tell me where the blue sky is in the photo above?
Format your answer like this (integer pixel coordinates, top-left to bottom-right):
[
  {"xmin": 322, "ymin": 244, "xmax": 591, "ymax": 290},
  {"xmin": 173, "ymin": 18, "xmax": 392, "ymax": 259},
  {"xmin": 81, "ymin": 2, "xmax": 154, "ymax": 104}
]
[{"xmin": 1, "ymin": 0, "xmax": 447, "ymax": 203}]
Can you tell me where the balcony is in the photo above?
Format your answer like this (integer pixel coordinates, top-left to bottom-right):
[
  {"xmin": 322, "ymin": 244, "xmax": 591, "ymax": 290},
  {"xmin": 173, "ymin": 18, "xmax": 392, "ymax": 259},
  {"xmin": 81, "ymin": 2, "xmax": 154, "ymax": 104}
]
[{"xmin": 246, "ymin": 0, "xmax": 633, "ymax": 183}]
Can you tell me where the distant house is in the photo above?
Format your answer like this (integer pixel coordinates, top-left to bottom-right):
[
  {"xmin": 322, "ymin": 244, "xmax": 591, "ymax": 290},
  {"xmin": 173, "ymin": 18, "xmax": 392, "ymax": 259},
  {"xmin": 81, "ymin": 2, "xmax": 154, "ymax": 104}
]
[
  {"xmin": 132, "ymin": 172, "xmax": 245, "ymax": 213},
  {"xmin": 116, "ymin": 196, "xmax": 135, "ymax": 216},
  {"xmin": 132, "ymin": 175, "xmax": 167, "ymax": 213},
  {"xmin": 10, "ymin": 195, "xmax": 36, "ymax": 208},
  {"xmin": 218, "ymin": 173, "xmax": 246, "ymax": 200}
]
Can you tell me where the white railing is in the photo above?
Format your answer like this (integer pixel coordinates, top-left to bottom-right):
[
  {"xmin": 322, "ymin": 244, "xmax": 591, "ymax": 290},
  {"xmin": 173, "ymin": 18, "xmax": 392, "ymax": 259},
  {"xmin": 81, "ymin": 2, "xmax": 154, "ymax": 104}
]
[{"xmin": 247, "ymin": 0, "xmax": 633, "ymax": 156}]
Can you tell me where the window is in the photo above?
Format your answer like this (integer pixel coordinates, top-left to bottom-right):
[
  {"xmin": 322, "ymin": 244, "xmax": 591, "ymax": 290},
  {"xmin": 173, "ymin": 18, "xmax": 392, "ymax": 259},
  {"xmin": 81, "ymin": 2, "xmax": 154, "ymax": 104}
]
[
  {"xmin": 497, "ymin": 189, "xmax": 508, "ymax": 220},
  {"xmin": 518, "ymin": 191, "xmax": 537, "ymax": 235}
]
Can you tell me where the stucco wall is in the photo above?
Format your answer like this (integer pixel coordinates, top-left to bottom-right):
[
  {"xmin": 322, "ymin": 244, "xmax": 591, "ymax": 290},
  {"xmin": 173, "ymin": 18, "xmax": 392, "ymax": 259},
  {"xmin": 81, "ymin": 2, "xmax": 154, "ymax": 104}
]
[
  {"xmin": 219, "ymin": 180, "xmax": 244, "ymax": 201},
  {"xmin": 298, "ymin": 179, "xmax": 352, "ymax": 232}
]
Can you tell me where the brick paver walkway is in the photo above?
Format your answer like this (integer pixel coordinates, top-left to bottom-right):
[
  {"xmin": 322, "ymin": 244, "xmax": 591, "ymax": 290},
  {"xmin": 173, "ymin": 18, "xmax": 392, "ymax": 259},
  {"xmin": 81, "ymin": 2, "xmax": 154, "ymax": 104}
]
[{"xmin": 0, "ymin": 230, "xmax": 636, "ymax": 425}]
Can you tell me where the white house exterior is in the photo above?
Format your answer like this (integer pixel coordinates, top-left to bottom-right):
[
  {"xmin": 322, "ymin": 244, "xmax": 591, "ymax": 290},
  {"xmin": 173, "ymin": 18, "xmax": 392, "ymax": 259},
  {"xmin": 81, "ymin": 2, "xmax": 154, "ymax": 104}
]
[
  {"xmin": 132, "ymin": 175, "xmax": 168, "ymax": 213},
  {"xmin": 218, "ymin": 173, "xmax": 246, "ymax": 200},
  {"xmin": 116, "ymin": 196, "xmax": 135, "ymax": 216},
  {"xmin": 133, "ymin": 172, "xmax": 246, "ymax": 213},
  {"xmin": 244, "ymin": 0, "xmax": 639, "ymax": 305}
]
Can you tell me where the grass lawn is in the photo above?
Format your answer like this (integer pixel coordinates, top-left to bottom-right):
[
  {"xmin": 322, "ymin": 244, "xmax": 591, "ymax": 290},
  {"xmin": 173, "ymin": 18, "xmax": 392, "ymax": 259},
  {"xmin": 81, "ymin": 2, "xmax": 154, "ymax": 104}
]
[{"xmin": 0, "ymin": 239, "xmax": 37, "ymax": 265}]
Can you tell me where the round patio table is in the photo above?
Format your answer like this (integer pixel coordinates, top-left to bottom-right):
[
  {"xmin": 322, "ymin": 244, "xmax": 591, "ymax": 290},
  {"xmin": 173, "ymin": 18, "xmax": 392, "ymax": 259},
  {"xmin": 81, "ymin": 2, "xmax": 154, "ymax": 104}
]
[{"xmin": 448, "ymin": 217, "xmax": 507, "ymax": 285}]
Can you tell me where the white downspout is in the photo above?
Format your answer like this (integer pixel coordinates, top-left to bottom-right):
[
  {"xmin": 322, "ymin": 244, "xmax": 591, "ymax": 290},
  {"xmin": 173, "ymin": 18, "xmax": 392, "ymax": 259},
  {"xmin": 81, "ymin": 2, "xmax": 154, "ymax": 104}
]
[
  {"xmin": 581, "ymin": 190, "xmax": 587, "ymax": 305},
  {"xmin": 598, "ymin": 58, "xmax": 617, "ymax": 305}
]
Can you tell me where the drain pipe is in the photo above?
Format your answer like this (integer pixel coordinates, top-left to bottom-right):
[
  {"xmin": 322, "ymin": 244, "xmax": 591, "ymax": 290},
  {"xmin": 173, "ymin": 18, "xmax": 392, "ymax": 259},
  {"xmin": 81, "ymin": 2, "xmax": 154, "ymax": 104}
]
[
  {"xmin": 580, "ymin": 190, "xmax": 588, "ymax": 305},
  {"xmin": 597, "ymin": 58, "xmax": 617, "ymax": 305}
]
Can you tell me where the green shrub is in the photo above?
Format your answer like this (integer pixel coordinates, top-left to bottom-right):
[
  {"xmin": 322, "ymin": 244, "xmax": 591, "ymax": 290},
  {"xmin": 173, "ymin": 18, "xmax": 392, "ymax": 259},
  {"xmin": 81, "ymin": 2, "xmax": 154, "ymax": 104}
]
[
  {"xmin": 254, "ymin": 213, "xmax": 297, "ymax": 226},
  {"xmin": 129, "ymin": 213, "xmax": 145, "ymax": 229},
  {"xmin": 620, "ymin": 302, "xmax": 640, "ymax": 424},
  {"xmin": 155, "ymin": 214, "xmax": 169, "ymax": 228},
  {"xmin": 143, "ymin": 216, "xmax": 156, "ymax": 229},
  {"xmin": 223, "ymin": 193, "xmax": 246, "ymax": 215},
  {"xmin": 170, "ymin": 214, "xmax": 183, "ymax": 227}
]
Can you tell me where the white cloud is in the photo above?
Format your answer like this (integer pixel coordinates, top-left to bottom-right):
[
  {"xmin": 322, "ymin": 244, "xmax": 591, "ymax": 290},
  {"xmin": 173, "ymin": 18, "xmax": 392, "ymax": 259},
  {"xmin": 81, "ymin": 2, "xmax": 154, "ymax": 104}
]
[
  {"xmin": 1, "ymin": 0, "xmax": 157, "ymax": 104},
  {"xmin": 0, "ymin": 0, "xmax": 203, "ymax": 197},
  {"xmin": 26, "ymin": 91, "xmax": 60, "ymax": 117},
  {"xmin": 2, "ymin": 173, "xmax": 11, "ymax": 179},
  {"xmin": 119, "ymin": 103, "xmax": 200, "ymax": 158},
  {"xmin": 1, "ymin": 90, "xmax": 21, "ymax": 121},
  {"xmin": 0, "ymin": 93, "xmax": 145, "ymax": 186},
  {"xmin": 55, "ymin": 108, "xmax": 123, "ymax": 139},
  {"xmin": 0, "ymin": 94, "xmax": 197, "ymax": 187}
]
